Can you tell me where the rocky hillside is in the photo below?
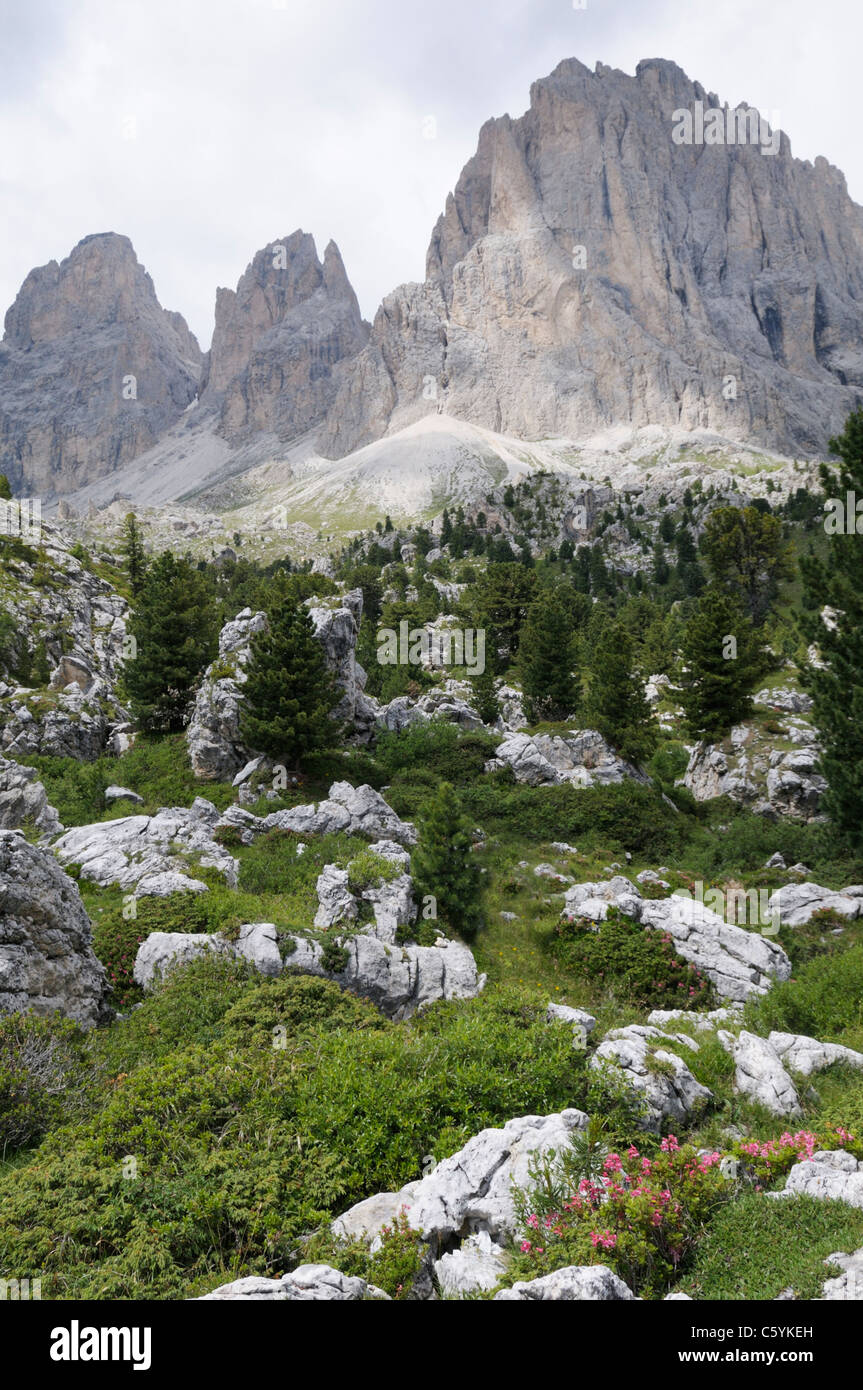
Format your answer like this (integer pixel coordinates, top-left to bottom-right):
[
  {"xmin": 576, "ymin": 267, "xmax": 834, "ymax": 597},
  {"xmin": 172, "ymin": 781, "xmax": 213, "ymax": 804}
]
[{"xmin": 0, "ymin": 233, "xmax": 202, "ymax": 498}]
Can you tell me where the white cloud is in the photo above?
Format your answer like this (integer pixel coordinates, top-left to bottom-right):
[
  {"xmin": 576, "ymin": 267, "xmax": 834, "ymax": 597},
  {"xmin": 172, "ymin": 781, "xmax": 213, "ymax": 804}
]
[{"xmin": 0, "ymin": 0, "xmax": 859, "ymax": 347}]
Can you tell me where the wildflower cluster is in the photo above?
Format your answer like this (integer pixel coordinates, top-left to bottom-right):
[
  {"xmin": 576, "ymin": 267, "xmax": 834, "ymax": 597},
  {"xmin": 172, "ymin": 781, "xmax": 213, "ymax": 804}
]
[
  {"xmin": 512, "ymin": 1136, "xmax": 731, "ymax": 1297},
  {"xmin": 731, "ymin": 1125, "xmax": 863, "ymax": 1186}
]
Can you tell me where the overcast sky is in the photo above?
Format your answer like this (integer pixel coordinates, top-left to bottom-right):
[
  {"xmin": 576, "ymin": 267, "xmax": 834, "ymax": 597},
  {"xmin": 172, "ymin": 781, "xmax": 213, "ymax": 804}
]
[{"xmin": 1, "ymin": 0, "xmax": 859, "ymax": 348}]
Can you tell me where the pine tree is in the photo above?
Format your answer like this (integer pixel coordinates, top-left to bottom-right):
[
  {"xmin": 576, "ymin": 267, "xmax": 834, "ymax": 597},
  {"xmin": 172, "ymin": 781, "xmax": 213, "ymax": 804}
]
[
  {"xmin": 677, "ymin": 588, "xmax": 765, "ymax": 740},
  {"xmin": 585, "ymin": 620, "xmax": 657, "ymax": 764},
  {"xmin": 0, "ymin": 474, "xmax": 11, "ymax": 501},
  {"xmin": 701, "ymin": 504, "xmax": 792, "ymax": 622},
  {"xmin": 518, "ymin": 589, "xmax": 580, "ymax": 724},
  {"xmin": 411, "ymin": 781, "xmax": 484, "ymax": 940},
  {"xmin": 469, "ymin": 660, "xmax": 500, "ymax": 725},
  {"xmin": 121, "ymin": 512, "xmax": 148, "ymax": 597},
  {"xmin": 799, "ymin": 409, "xmax": 863, "ymax": 849},
  {"xmin": 239, "ymin": 596, "xmax": 339, "ymax": 767},
  {"xmin": 31, "ymin": 639, "xmax": 51, "ymax": 687},
  {"xmin": 124, "ymin": 552, "xmax": 217, "ymax": 732}
]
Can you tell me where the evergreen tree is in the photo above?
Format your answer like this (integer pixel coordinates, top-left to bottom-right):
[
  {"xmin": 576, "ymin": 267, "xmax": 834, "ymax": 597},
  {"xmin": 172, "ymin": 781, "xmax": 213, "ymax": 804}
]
[
  {"xmin": 469, "ymin": 658, "xmax": 500, "ymax": 725},
  {"xmin": 124, "ymin": 552, "xmax": 217, "ymax": 732},
  {"xmin": 470, "ymin": 563, "xmax": 537, "ymax": 670},
  {"xmin": 585, "ymin": 620, "xmax": 657, "ymax": 764},
  {"xmin": 0, "ymin": 474, "xmax": 11, "ymax": 500},
  {"xmin": 411, "ymin": 781, "xmax": 484, "ymax": 940},
  {"xmin": 31, "ymin": 639, "xmax": 51, "ymax": 687},
  {"xmin": 799, "ymin": 409, "xmax": 863, "ymax": 849},
  {"xmin": 652, "ymin": 541, "xmax": 669, "ymax": 585},
  {"xmin": 701, "ymin": 504, "xmax": 792, "ymax": 622},
  {"xmin": 677, "ymin": 588, "xmax": 765, "ymax": 740},
  {"xmin": 121, "ymin": 512, "xmax": 148, "ymax": 597},
  {"xmin": 240, "ymin": 595, "xmax": 339, "ymax": 767},
  {"xmin": 518, "ymin": 589, "xmax": 580, "ymax": 723}
]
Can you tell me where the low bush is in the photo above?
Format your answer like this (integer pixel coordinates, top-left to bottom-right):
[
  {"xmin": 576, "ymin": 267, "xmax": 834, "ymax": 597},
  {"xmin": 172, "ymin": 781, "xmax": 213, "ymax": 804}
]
[
  {"xmin": 0, "ymin": 1015, "xmax": 97, "ymax": 1153},
  {"xmin": 745, "ymin": 944, "xmax": 863, "ymax": 1042},
  {"xmin": 549, "ymin": 908, "xmax": 715, "ymax": 1011},
  {"xmin": 376, "ymin": 722, "xmax": 498, "ymax": 786},
  {"xmin": 508, "ymin": 1134, "xmax": 732, "ymax": 1298},
  {"xmin": 680, "ymin": 1192, "xmax": 863, "ymax": 1300}
]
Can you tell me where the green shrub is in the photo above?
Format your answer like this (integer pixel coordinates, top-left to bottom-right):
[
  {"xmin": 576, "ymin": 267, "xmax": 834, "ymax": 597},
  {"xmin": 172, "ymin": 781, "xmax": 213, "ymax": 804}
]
[
  {"xmin": 459, "ymin": 781, "xmax": 685, "ymax": 859},
  {"xmin": 219, "ymin": 974, "xmax": 386, "ymax": 1051},
  {"xmin": 680, "ymin": 1193, "xmax": 863, "ymax": 1300},
  {"xmin": 0, "ymin": 1015, "xmax": 96, "ymax": 1153},
  {"xmin": 346, "ymin": 848, "xmax": 401, "ymax": 894},
  {"xmin": 376, "ymin": 722, "xmax": 498, "ymax": 786},
  {"xmin": 745, "ymin": 944, "xmax": 863, "ymax": 1042},
  {"xmin": 549, "ymin": 908, "xmax": 715, "ymax": 1011}
]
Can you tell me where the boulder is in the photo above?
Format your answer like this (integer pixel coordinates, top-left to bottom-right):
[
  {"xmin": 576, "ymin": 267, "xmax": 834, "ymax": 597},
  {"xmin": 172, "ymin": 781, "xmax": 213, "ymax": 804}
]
[
  {"xmin": 197, "ymin": 1264, "xmax": 389, "ymax": 1301},
  {"xmin": 134, "ymin": 922, "xmax": 282, "ymax": 990},
  {"xmin": 767, "ymin": 882, "xmax": 863, "ymax": 928},
  {"xmin": 774, "ymin": 1151, "xmax": 863, "ymax": 1208},
  {"xmin": 0, "ymin": 830, "xmax": 111, "ymax": 1028},
  {"xmin": 53, "ymin": 799, "xmax": 238, "ymax": 892},
  {"xmin": 493, "ymin": 1265, "xmax": 637, "ymax": 1301},
  {"xmin": 487, "ymin": 729, "xmax": 642, "ymax": 787},
  {"xmin": 591, "ymin": 1024, "xmax": 711, "ymax": 1132},
  {"xmin": 0, "ymin": 756, "xmax": 62, "ymax": 836},
  {"xmin": 217, "ymin": 782, "xmax": 417, "ymax": 848},
  {"xmin": 821, "ymin": 1248, "xmax": 863, "ymax": 1300},
  {"xmin": 716, "ymin": 1029, "xmax": 802, "ymax": 1118},
  {"xmin": 281, "ymin": 931, "xmax": 484, "ymax": 1021},
  {"xmin": 104, "ymin": 785, "xmax": 144, "ymax": 806},
  {"xmin": 768, "ymin": 1030, "xmax": 863, "ymax": 1077},
  {"xmin": 407, "ymin": 1109, "xmax": 589, "ymax": 1244}
]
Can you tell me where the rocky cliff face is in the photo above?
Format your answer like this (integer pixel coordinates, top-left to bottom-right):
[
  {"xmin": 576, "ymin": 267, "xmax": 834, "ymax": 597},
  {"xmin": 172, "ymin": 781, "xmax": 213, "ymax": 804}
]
[
  {"xmin": 200, "ymin": 231, "xmax": 369, "ymax": 443},
  {"xmin": 320, "ymin": 57, "xmax": 863, "ymax": 459},
  {"xmin": 0, "ymin": 233, "xmax": 202, "ymax": 497}
]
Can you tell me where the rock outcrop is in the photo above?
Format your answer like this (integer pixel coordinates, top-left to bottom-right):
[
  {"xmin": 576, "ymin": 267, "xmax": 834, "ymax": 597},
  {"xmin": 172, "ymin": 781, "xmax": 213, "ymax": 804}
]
[
  {"xmin": 0, "ymin": 757, "xmax": 62, "ymax": 836},
  {"xmin": 53, "ymin": 798, "xmax": 238, "ymax": 892},
  {"xmin": 0, "ymin": 233, "xmax": 201, "ymax": 496},
  {"xmin": 486, "ymin": 730, "xmax": 644, "ymax": 787},
  {"xmin": 683, "ymin": 721, "xmax": 826, "ymax": 822},
  {"xmin": 187, "ymin": 592, "xmax": 376, "ymax": 780},
  {"xmin": 0, "ymin": 831, "xmax": 110, "ymax": 1028},
  {"xmin": 494, "ymin": 1265, "xmax": 637, "ymax": 1301},
  {"xmin": 591, "ymin": 1024, "xmax": 712, "ymax": 1131},
  {"xmin": 198, "ymin": 1264, "xmax": 388, "ymax": 1301},
  {"xmin": 320, "ymin": 58, "xmax": 863, "ymax": 461},
  {"xmin": 216, "ymin": 782, "xmax": 417, "ymax": 848}
]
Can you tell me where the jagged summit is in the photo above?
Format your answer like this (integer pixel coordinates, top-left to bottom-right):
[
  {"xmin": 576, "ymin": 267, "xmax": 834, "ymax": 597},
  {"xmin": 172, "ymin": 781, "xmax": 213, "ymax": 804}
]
[{"xmin": 0, "ymin": 233, "xmax": 202, "ymax": 497}]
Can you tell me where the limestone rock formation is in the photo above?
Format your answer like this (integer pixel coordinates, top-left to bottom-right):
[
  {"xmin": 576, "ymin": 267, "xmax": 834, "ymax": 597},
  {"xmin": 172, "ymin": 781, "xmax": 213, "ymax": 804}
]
[
  {"xmin": 591, "ymin": 1023, "xmax": 712, "ymax": 1131},
  {"xmin": 215, "ymin": 781, "xmax": 417, "ymax": 848},
  {"xmin": 0, "ymin": 830, "xmax": 111, "ymax": 1028},
  {"xmin": 486, "ymin": 729, "xmax": 644, "ymax": 787},
  {"xmin": 187, "ymin": 592, "xmax": 376, "ymax": 781},
  {"xmin": 200, "ymin": 232, "xmax": 368, "ymax": 443},
  {"xmin": 0, "ymin": 233, "xmax": 201, "ymax": 496},
  {"xmin": 53, "ymin": 798, "xmax": 238, "ymax": 892},
  {"xmin": 0, "ymin": 757, "xmax": 62, "ymax": 836},
  {"xmin": 320, "ymin": 58, "xmax": 863, "ymax": 461},
  {"xmin": 494, "ymin": 1265, "xmax": 637, "ymax": 1301},
  {"xmin": 198, "ymin": 1264, "xmax": 389, "ymax": 1301}
]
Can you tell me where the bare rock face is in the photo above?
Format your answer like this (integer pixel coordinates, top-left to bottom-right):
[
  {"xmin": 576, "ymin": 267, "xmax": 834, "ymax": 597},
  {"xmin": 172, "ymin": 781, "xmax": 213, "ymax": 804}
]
[
  {"xmin": 0, "ymin": 233, "xmax": 202, "ymax": 496},
  {"xmin": 200, "ymin": 232, "xmax": 368, "ymax": 443},
  {"xmin": 321, "ymin": 57, "xmax": 863, "ymax": 459},
  {"xmin": 0, "ymin": 831, "xmax": 111, "ymax": 1028},
  {"xmin": 0, "ymin": 757, "xmax": 62, "ymax": 837}
]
